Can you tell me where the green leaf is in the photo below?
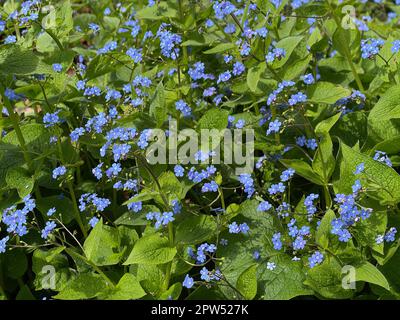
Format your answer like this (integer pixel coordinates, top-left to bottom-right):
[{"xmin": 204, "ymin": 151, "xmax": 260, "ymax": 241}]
[
  {"xmin": 5, "ymin": 167, "xmax": 34, "ymax": 198},
  {"xmin": 354, "ymin": 210, "xmax": 387, "ymax": 255},
  {"xmin": 85, "ymin": 53, "xmax": 131, "ymax": 79},
  {"xmin": 0, "ymin": 46, "xmax": 52, "ymax": 75},
  {"xmin": 378, "ymin": 247, "xmax": 400, "ymax": 294},
  {"xmin": 118, "ymin": 225, "xmax": 139, "ymax": 261},
  {"xmin": 315, "ymin": 209, "xmax": 336, "ymax": 249},
  {"xmin": 271, "ymin": 36, "xmax": 304, "ymax": 69},
  {"xmin": 355, "ymin": 262, "xmax": 390, "ymax": 291},
  {"xmin": 3, "ymin": 249, "xmax": 28, "ymax": 279},
  {"xmin": 369, "ymin": 84, "xmax": 400, "ymax": 120},
  {"xmin": 32, "ymin": 247, "xmax": 70, "ymax": 291},
  {"xmin": 83, "ymin": 219, "xmax": 122, "ymax": 266},
  {"xmin": 197, "ymin": 108, "xmax": 229, "ymax": 130},
  {"xmin": 368, "ymin": 85, "xmax": 400, "ymax": 144},
  {"xmin": 304, "ymin": 259, "xmax": 354, "ymax": 299},
  {"xmin": 247, "ymin": 62, "xmax": 266, "ymax": 92},
  {"xmin": 123, "ymin": 233, "xmax": 177, "ymax": 265},
  {"xmin": 135, "ymin": 1, "xmax": 178, "ymax": 20},
  {"xmin": 203, "ymin": 43, "xmax": 236, "ymax": 54},
  {"xmin": 132, "ymin": 264, "xmax": 165, "ymax": 295},
  {"xmin": 54, "ymin": 273, "xmax": 109, "ymax": 300},
  {"xmin": 0, "ymin": 143, "xmax": 23, "ymax": 189},
  {"xmin": 312, "ymin": 112, "xmax": 341, "ymax": 182},
  {"xmin": 158, "ymin": 282, "xmax": 182, "ymax": 300},
  {"xmin": 332, "ymin": 27, "xmax": 360, "ymax": 58},
  {"xmin": 334, "ymin": 141, "xmax": 400, "ymax": 205},
  {"xmin": 104, "ymin": 274, "xmax": 146, "ymax": 300},
  {"xmin": 149, "ymin": 81, "xmax": 167, "ymax": 127},
  {"xmin": 218, "ymin": 200, "xmax": 277, "ymax": 299},
  {"xmin": 307, "ymin": 82, "xmax": 351, "ymax": 104},
  {"xmin": 236, "ymin": 264, "xmax": 258, "ymax": 300},
  {"xmin": 150, "ymin": 171, "xmax": 187, "ymax": 204},
  {"xmin": 331, "ymin": 111, "xmax": 368, "ymax": 148},
  {"xmin": 280, "ymin": 159, "xmax": 324, "ymax": 185},
  {"xmin": 36, "ymin": 196, "xmax": 75, "ymax": 224},
  {"xmin": 175, "ymin": 214, "xmax": 217, "ymax": 245},
  {"xmin": 259, "ymin": 254, "xmax": 313, "ymax": 300}
]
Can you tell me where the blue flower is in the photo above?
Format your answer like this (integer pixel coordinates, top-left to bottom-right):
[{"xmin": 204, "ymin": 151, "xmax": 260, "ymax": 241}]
[
  {"xmin": 257, "ymin": 201, "xmax": 272, "ymax": 212},
  {"xmin": 174, "ymin": 165, "xmax": 185, "ymax": 177},
  {"xmin": 266, "ymin": 47, "xmax": 286, "ymax": 63},
  {"xmin": 52, "ymin": 166, "xmax": 67, "ymax": 179},
  {"xmin": 70, "ymin": 127, "xmax": 85, "ymax": 142},
  {"xmin": 392, "ymin": 40, "xmax": 400, "ymax": 53},
  {"xmin": 201, "ymin": 181, "xmax": 218, "ymax": 193},
  {"xmin": 293, "ymin": 236, "xmax": 306, "ymax": 250},
  {"xmin": 280, "ymin": 168, "xmax": 295, "ymax": 182},
  {"xmin": 238, "ymin": 174, "xmax": 255, "ymax": 198},
  {"xmin": 47, "ymin": 208, "xmax": 56, "ymax": 216},
  {"xmin": 127, "ymin": 201, "xmax": 142, "ymax": 213},
  {"xmin": 0, "ymin": 236, "xmax": 10, "ymax": 254},
  {"xmin": 228, "ymin": 221, "xmax": 240, "ymax": 234},
  {"xmin": 43, "ymin": 111, "xmax": 61, "ymax": 128},
  {"xmin": 232, "ymin": 61, "xmax": 245, "ymax": 76},
  {"xmin": 266, "ymin": 119, "xmax": 281, "ymax": 135},
  {"xmin": 89, "ymin": 216, "xmax": 99, "ymax": 228},
  {"xmin": 239, "ymin": 223, "xmax": 250, "ymax": 234},
  {"xmin": 268, "ymin": 182, "xmax": 285, "ymax": 195},
  {"xmin": 301, "ymin": 73, "xmax": 315, "ymax": 85},
  {"xmin": 309, "ymin": 251, "xmax": 324, "ymax": 268},
  {"xmin": 385, "ymin": 227, "xmax": 397, "ymax": 242},
  {"xmin": 266, "ymin": 262, "xmax": 276, "ymax": 270},
  {"xmin": 126, "ymin": 47, "xmax": 143, "ymax": 63},
  {"xmin": 352, "ymin": 179, "xmax": 362, "ymax": 193},
  {"xmin": 97, "ymin": 41, "xmax": 118, "ymax": 54},
  {"xmin": 288, "ymin": 92, "xmax": 307, "ymax": 106},
  {"xmin": 272, "ymin": 232, "xmax": 282, "ymax": 250},
  {"xmin": 92, "ymin": 163, "xmax": 103, "ymax": 180},
  {"xmin": 4, "ymin": 35, "xmax": 17, "ymax": 44},
  {"xmin": 361, "ymin": 38, "xmax": 384, "ymax": 59},
  {"xmin": 156, "ymin": 25, "xmax": 182, "ymax": 60},
  {"xmin": 338, "ymin": 229, "xmax": 352, "ymax": 242},
  {"xmin": 52, "ymin": 63, "xmax": 63, "ymax": 72},
  {"xmin": 373, "ymin": 150, "xmax": 392, "ymax": 167},
  {"xmin": 217, "ymin": 71, "xmax": 232, "ymax": 83},
  {"xmin": 253, "ymin": 250, "xmax": 260, "ymax": 260},
  {"xmin": 88, "ymin": 23, "xmax": 100, "ymax": 33},
  {"xmin": 305, "ymin": 138, "xmax": 318, "ymax": 150},
  {"xmin": 175, "ymin": 100, "xmax": 192, "ymax": 117},
  {"xmin": 105, "ymin": 89, "xmax": 122, "ymax": 102},
  {"xmin": 182, "ymin": 274, "xmax": 194, "ymax": 288},
  {"xmin": 200, "ymin": 267, "xmax": 211, "ymax": 281},
  {"xmin": 41, "ymin": 221, "xmax": 57, "ymax": 239},
  {"xmin": 235, "ymin": 119, "xmax": 245, "ymax": 129},
  {"xmin": 354, "ymin": 163, "xmax": 365, "ymax": 175},
  {"xmin": 106, "ymin": 163, "xmax": 122, "ymax": 178}
]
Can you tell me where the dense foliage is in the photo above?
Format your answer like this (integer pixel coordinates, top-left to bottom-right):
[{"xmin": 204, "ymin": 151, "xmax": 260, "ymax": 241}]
[{"xmin": 1, "ymin": 0, "xmax": 400, "ymax": 300}]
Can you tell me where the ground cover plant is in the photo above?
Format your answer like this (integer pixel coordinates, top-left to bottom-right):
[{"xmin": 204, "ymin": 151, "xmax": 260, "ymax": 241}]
[{"xmin": 1, "ymin": 0, "xmax": 400, "ymax": 300}]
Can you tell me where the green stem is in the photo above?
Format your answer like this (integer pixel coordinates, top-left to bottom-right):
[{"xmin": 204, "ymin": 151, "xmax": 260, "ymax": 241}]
[
  {"xmin": 57, "ymin": 141, "xmax": 87, "ymax": 237},
  {"xmin": 178, "ymin": 0, "xmax": 188, "ymax": 65},
  {"xmin": 270, "ymin": 105, "xmax": 281, "ymax": 145},
  {"xmin": 44, "ymin": 29, "xmax": 64, "ymax": 51},
  {"xmin": 136, "ymin": 154, "xmax": 174, "ymax": 291},
  {"xmin": 66, "ymin": 249, "xmax": 115, "ymax": 288},
  {"xmin": 241, "ymin": 0, "xmax": 252, "ymax": 27},
  {"xmin": 327, "ymin": 1, "xmax": 364, "ymax": 92},
  {"xmin": 1, "ymin": 89, "xmax": 33, "ymax": 171}
]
